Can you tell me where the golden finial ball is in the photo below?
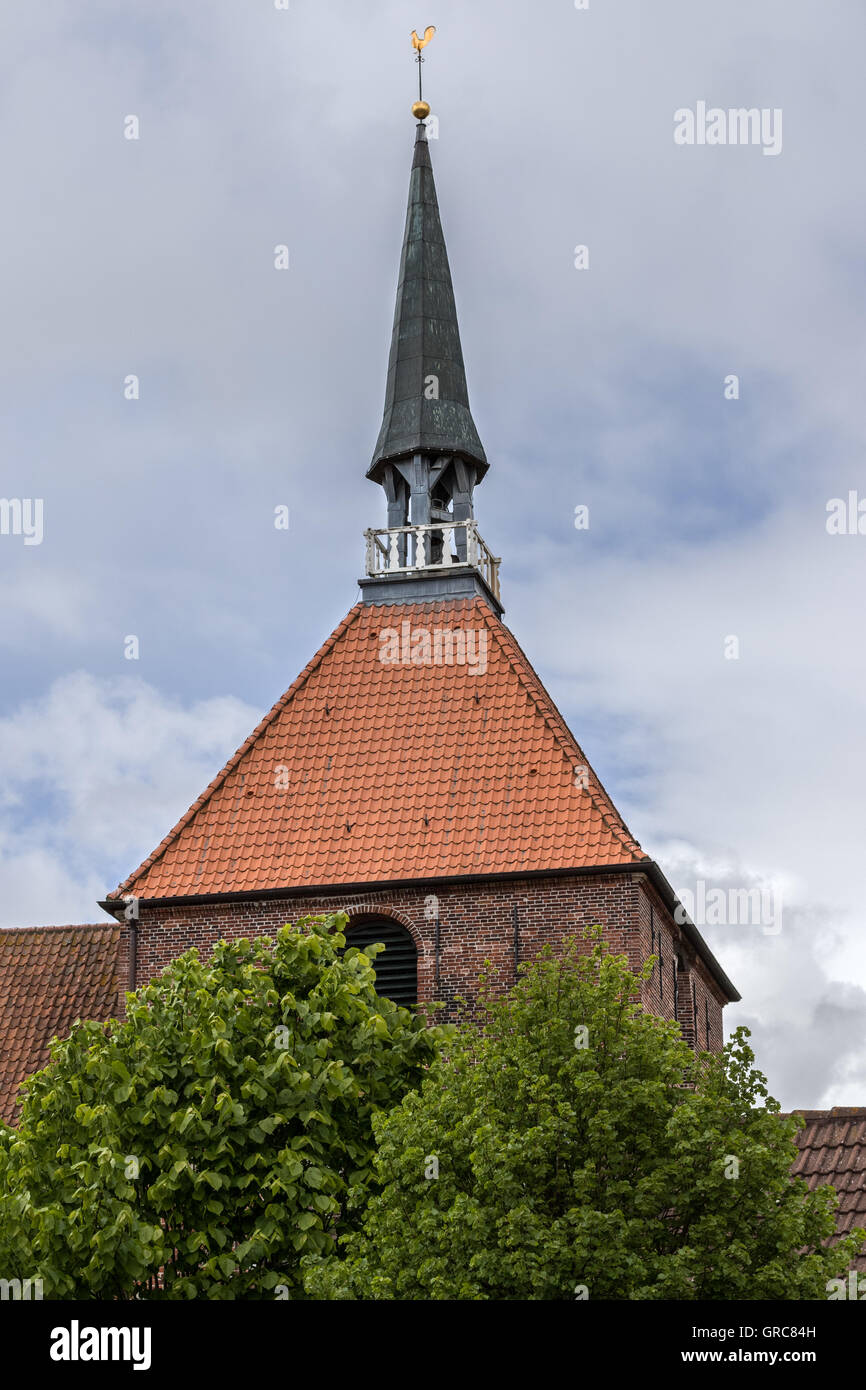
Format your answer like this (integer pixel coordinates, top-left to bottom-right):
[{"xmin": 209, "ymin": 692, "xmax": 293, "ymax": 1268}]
[{"xmin": 412, "ymin": 100, "xmax": 430, "ymax": 121}]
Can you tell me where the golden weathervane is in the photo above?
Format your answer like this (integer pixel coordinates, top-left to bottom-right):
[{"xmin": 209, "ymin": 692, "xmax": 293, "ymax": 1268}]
[{"xmin": 410, "ymin": 25, "xmax": 436, "ymax": 121}]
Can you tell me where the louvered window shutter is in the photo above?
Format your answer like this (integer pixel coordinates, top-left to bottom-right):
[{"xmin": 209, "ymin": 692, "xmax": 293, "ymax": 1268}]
[{"xmin": 344, "ymin": 919, "xmax": 418, "ymax": 1006}]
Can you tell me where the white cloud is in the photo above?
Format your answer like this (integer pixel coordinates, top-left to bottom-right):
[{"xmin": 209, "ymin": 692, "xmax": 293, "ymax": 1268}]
[
  {"xmin": 0, "ymin": 673, "xmax": 259, "ymax": 927},
  {"xmin": 516, "ymin": 504, "xmax": 866, "ymax": 1106}
]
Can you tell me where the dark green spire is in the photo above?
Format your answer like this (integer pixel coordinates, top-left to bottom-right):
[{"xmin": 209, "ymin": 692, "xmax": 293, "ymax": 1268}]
[{"xmin": 368, "ymin": 122, "xmax": 487, "ymax": 483}]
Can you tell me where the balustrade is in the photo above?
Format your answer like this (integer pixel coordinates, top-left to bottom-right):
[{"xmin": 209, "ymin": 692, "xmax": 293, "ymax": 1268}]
[{"xmin": 364, "ymin": 520, "xmax": 500, "ymax": 600}]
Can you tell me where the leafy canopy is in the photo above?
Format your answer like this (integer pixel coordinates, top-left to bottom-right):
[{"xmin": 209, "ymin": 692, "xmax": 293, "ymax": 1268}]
[
  {"xmin": 306, "ymin": 933, "xmax": 864, "ymax": 1300},
  {"xmin": 0, "ymin": 913, "xmax": 438, "ymax": 1299}
]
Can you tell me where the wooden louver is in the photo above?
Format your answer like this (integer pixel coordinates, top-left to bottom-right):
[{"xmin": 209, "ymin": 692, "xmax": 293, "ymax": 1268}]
[{"xmin": 344, "ymin": 919, "xmax": 418, "ymax": 1007}]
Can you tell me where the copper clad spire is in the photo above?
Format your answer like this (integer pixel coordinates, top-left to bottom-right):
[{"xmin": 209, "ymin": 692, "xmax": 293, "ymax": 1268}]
[{"xmin": 367, "ymin": 118, "xmax": 487, "ymax": 483}]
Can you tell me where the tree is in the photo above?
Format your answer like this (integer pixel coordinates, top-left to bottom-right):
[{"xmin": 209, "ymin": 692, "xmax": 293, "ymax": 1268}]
[
  {"xmin": 0, "ymin": 913, "xmax": 438, "ymax": 1299},
  {"xmin": 305, "ymin": 933, "xmax": 864, "ymax": 1300}
]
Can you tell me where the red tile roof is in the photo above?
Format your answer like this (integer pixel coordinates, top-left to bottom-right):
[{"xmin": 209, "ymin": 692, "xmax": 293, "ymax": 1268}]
[
  {"xmin": 0, "ymin": 924, "xmax": 122, "ymax": 1126},
  {"xmin": 112, "ymin": 598, "xmax": 648, "ymax": 900},
  {"xmin": 789, "ymin": 1108, "xmax": 866, "ymax": 1271}
]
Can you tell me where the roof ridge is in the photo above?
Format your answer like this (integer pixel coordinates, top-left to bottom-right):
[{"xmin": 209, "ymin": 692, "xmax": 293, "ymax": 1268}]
[
  {"xmin": 786, "ymin": 1108, "xmax": 866, "ymax": 1118},
  {"xmin": 111, "ymin": 604, "xmax": 365, "ymax": 899},
  {"xmin": 0, "ymin": 923, "xmax": 117, "ymax": 935},
  {"xmin": 474, "ymin": 601, "xmax": 646, "ymax": 863}
]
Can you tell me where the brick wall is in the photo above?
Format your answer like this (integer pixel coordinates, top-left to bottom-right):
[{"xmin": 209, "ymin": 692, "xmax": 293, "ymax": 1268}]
[
  {"xmin": 127, "ymin": 870, "xmax": 727, "ymax": 1048},
  {"xmin": 115, "ymin": 928, "xmax": 130, "ymax": 1016},
  {"xmin": 634, "ymin": 874, "xmax": 726, "ymax": 1053}
]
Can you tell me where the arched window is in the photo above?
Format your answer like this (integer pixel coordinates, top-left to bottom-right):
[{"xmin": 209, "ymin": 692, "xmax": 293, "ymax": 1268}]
[{"xmin": 344, "ymin": 918, "xmax": 418, "ymax": 1007}]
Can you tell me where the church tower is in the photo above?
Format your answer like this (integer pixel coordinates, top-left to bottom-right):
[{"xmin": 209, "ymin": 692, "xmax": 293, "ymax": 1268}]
[{"xmin": 101, "ymin": 101, "xmax": 738, "ymax": 1043}]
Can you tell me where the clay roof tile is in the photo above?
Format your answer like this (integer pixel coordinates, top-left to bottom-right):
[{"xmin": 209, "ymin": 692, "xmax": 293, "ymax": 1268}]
[{"xmin": 111, "ymin": 598, "xmax": 649, "ymax": 900}]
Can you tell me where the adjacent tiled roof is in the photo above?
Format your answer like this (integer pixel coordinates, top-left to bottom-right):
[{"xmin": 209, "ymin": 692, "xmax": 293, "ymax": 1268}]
[
  {"xmin": 111, "ymin": 597, "xmax": 648, "ymax": 901},
  {"xmin": 0, "ymin": 924, "xmax": 122, "ymax": 1127},
  {"xmin": 789, "ymin": 1108, "xmax": 866, "ymax": 1271}
]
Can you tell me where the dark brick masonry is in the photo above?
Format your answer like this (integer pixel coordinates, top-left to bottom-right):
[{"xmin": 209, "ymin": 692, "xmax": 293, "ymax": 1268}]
[{"xmin": 126, "ymin": 869, "xmax": 727, "ymax": 1046}]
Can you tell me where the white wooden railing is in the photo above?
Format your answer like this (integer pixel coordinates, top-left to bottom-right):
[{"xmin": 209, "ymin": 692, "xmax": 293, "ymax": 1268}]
[{"xmin": 364, "ymin": 520, "xmax": 501, "ymax": 601}]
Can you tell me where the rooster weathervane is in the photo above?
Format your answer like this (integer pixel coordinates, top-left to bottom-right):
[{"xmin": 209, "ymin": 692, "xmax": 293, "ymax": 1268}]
[{"xmin": 410, "ymin": 25, "xmax": 436, "ymax": 121}]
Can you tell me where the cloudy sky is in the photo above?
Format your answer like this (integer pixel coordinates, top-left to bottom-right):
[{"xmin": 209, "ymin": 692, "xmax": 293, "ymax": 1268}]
[{"xmin": 1, "ymin": 0, "xmax": 864, "ymax": 1109}]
